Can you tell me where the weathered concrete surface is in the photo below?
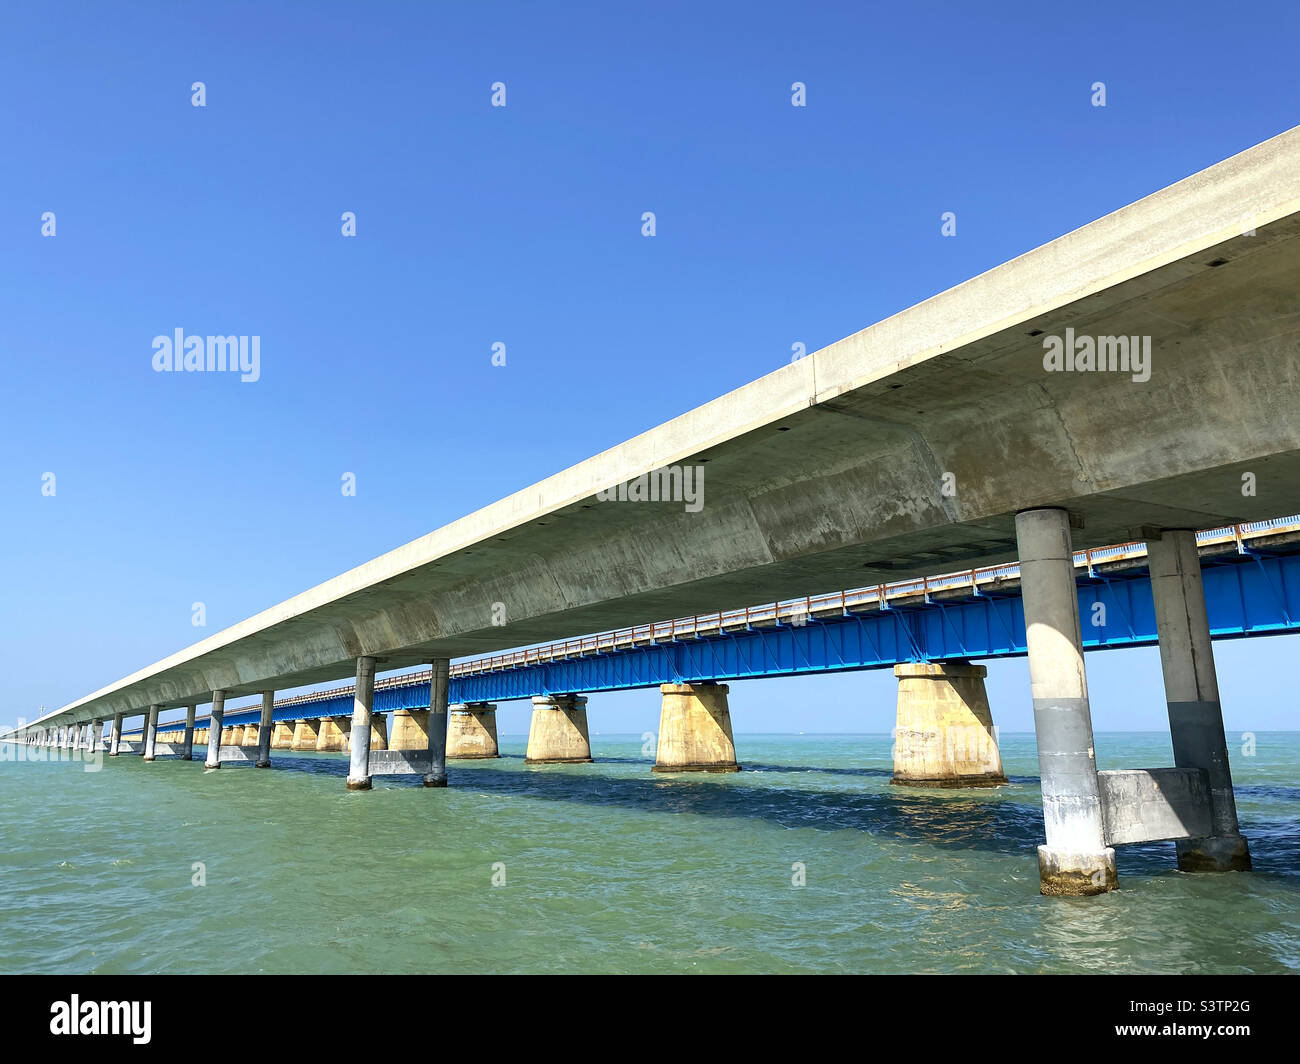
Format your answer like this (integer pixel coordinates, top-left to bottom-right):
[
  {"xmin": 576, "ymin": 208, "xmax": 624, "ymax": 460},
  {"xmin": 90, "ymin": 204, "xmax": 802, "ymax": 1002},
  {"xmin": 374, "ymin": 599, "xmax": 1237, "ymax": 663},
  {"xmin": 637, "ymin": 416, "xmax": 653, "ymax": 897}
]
[
  {"xmin": 24, "ymin": 126, "xmax": 1300, "ymax": 738},
  {"xmin": 447, "ymin": 704, "xmax": 499, "ymax": 759},
  {"xmin": 654, "ymin": 683, "xmax": 739, "ymax": 772},
  {"xmin": 1148, "ymin": 529, "xmax": 1252, "ymax": 871},
  {"xmin": 1017, "ymin": 508, "xmax": 1117, "ymax": 896},
  {"xmin": 291, "ymin": 718, "xmax": 321, "ymax": 751},
  {"xmin": 390, "ymin": 709, "xmax": 429, "ymax": 750},
  {"xmin": 1098, "ymin": 767, "xmax": 1213, "ymax": 845},
  {"xmin": 271, "ymin": 722, "xmax": 294, "ymax": 749},
  {"xmin": 524, "ymin": 695, "xmax": 593, "ymax": 764},
  {"xmin": 316, "ymin": 717, "xmax": 349, "ymax": 752},
  {"xmin": 891, "ymin": 662, "xmax": 1006, "ymax": 787}
]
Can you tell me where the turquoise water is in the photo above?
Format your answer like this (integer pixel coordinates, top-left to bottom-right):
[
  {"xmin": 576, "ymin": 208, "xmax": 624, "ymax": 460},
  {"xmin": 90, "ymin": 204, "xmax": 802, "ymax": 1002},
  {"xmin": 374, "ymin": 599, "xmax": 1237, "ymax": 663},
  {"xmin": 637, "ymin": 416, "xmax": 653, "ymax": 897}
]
[{"xmin": 1, "ymin": 732, "xmax": 1297, "ymax": 974}]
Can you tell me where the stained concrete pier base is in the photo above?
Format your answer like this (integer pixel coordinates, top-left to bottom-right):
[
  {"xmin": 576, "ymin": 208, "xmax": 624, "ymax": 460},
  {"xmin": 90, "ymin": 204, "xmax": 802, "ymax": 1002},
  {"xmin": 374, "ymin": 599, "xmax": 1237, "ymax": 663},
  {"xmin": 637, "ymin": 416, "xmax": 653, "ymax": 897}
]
[
  {"xmin": 447, "ymin": 704, "xmax": 500, "ymax": 759},
  {"xmin": 525, "ymin": 695, "xmax": 593, "ymax": 764},
  {"xmin": 390, "ymin": 709, "xmax": 429, "ymax": 750},
  {"xmin": 316, "ymin": 717, "xmax": 349, "ymax": 752},
  {"xmin": 891, "ymin": 662, "xmax": 1006, "ymax": 787},
  {"xmin": 293, "ymin": 718, "xmax": 321, "ymax": 751},
  {"xmin": 653, "ymin": 683, "xmax": 739, "ymax": 772},
  {"xmin": 271, "ymin": 722, "xmax": 294, "ymax": 749}
]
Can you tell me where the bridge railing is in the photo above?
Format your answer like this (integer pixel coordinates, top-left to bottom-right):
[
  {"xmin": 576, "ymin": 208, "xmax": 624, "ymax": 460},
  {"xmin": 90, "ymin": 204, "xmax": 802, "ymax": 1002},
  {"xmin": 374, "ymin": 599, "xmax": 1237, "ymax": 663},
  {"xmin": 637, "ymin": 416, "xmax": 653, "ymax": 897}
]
[{"xmin": 447, "ymin": 515, "xmax": 1300, "ymax": 677}]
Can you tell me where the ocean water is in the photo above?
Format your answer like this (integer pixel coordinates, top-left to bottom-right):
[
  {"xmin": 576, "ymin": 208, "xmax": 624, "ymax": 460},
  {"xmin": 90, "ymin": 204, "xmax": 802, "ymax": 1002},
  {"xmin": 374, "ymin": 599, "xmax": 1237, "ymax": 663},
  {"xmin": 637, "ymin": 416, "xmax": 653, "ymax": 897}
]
[{"xmin": 1, "ymin": 732, "xmax": 1297, "ymax": 974}]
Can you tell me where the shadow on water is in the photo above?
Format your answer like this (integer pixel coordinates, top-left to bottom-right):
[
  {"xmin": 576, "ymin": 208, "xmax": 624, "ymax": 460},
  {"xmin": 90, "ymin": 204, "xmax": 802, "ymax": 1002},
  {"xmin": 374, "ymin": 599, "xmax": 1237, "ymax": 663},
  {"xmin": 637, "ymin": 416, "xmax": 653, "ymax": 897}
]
[
  {"xmin": 741, "ymin": 761, "xmax": 1041, "ymax": 786},
  {"xmin": 127, "ymin": 753, "xmax": 1294, "ymax": 883}
]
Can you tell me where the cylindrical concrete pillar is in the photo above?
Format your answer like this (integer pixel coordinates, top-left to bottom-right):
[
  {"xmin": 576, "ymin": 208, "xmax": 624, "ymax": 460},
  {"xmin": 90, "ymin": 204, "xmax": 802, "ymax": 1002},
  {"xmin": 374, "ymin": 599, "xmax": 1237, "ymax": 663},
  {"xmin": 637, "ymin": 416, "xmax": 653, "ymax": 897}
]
[
  {"xmin": 293, "ymin": 718, "xmax": 322, "ymax": 751},
  {"xmin": 182, "ymin": 704, "xmax": 196, "ymax": 761},
  {"xmin": 256, "ymin": 690, "xmax": 274, "ymax": 768},
  {"xmin": 143, "ymin": 705, "xmax": 160, "ymax": 762},
  {"xmin": 447, "ymin": 703, "xmax": 500, "ymax": 758},
  {"xmin": 110, "ymin": 713, "xmax": 123, "ymax": 756},
  {"xmin": 1015, "ymin": 507, "xmax": 1116, "ymax": 896},
  {"xmin": 1148, "ymin": 529, "xmax": 1251, "ymax": 872},
  {"xmin": 525, "ymin": 695, "xmax": 593, "ymax": 764},
  {"xmin": 424, "ymin": 658, "xmax": 451, "ymax": 787},
  {"xmin": 205, "ymin": 690, "xmax": 227, "ymax": 769},
  {"xmin": 891, "ymin": 661, "xmax": 1006, "ymax": 787},
  {"xmin": 347, "ymin": 656, "xmax": 377, "ymax": 790},
  {"xmin": 86, "ymin": 720, "xmax": 99, "ymax": 754},
  {"xmin": 654, "ymin": 683, "xmax": 739, "ymax": 772}
]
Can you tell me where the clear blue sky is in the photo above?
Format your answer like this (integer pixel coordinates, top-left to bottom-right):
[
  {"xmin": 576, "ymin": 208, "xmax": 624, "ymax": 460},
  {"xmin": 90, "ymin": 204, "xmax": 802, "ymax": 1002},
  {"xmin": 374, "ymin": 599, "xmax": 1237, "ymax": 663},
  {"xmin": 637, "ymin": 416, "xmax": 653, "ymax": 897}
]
[{"xmin": 3, "ymin": 1, "xmax": 1298, "ymax": 737}]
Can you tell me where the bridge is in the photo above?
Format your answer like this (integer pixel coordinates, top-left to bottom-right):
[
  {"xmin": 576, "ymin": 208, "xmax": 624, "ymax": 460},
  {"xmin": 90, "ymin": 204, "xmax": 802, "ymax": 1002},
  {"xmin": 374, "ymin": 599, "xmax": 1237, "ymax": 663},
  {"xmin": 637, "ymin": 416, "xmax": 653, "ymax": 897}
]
[
  {"xmin": 97, "ymin": 514, "xmax": 1300, "ymax": 757},
  {"xmin": 8, "ymin": 124, "xmax": 1300, "ymax": 896}
]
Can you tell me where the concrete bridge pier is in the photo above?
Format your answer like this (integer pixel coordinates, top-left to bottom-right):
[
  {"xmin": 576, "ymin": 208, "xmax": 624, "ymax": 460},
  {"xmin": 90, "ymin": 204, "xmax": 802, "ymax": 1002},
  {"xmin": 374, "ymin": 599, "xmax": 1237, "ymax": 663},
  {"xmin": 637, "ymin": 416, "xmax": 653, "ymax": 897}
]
[
  {"xmin": 317, "ymin": 717, "xmax": 349, "ymax": 752},
  {"xmin": 256, "ymin": 691, "xmax": 275, "ymax": 768},
  {"xmin": 653, "ymin": 682, "xmax": 739, "ymax": 772},
  {"xmin": 1148, "ymin": 529, "xmax": 1252, "ymax": 872},
  {"xmin": 182, "ymin": 704, "xmax": 196, "ymax": 761},
  {"xmin": 143, "ymin": 705, "xmax": 160, "ymax": 761},
  {"xmin": 525, "ymin": 695, "xmax": 593, "ymax": 764},
  {"xmin": 293, "ymin": 718, "xmax": 322, "ymax": 751},
  {"xmin": 242, "ymin": 724, "xmax": 257, "ymax": 747},
  {"xmin": 1016, "ymin": 507, "xmax": 1116, "ymax": 896},
  {"xmin": 891, "ymin": 662, "xmax": 1007, "ymax": 787},
  {"xmin": 86, "ymin": 720, "xmax": 99, "ymax": 754},
  {"xmin": 271, "ymin": 722, "xmax": 294, "ymax": 749},
  {"xmin": 447, "ymin": 703, "xmax": 500, "ymax": 758},
  {"xmin": 110, "ymin": 713, "xmax": 123, "ymax": 756},
  {"xmin": 424, "ymin": 657, "xmax": 451, "ymax": 787},
  {"xmin": 390, "ymin": 709, "xmax": 429, "ymax": 750},
  {"xmin": 205, "ymin": 690, "xmax": 227, "ymax": 769},
  {"xmin": 346, "ymin": 655, "xmax": 377, "ymax": 790}
]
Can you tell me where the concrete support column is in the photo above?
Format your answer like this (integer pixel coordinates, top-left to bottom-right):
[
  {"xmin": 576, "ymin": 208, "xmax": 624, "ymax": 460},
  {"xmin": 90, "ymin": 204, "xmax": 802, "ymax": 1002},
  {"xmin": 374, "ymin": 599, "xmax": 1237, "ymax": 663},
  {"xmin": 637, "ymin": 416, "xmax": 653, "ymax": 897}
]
[
  {"xmin": 62, "ymin": 725, "xmax": 73, "ymax": 750},
  {"xmin": 271, "ymin": 722, "xmax": 294, "ymax": 749},
  {"xmin": 424, "ymin": 658, "xmax": 451, "ymax": 787},
  {"xmin": 239, "ymin": 724, "xmax": 254, "ymax": 746},
  {"xmin": 654, "ymin": 683, "xmax": 739, "ymax": 772},
  {"xmin": 182, "ymin": 704, "xmax": 196, "ymax": 761},
  {"xmin": 346, "ymin": 656, "xmax": 377, "ymax": 790},
  {"xmin": 1015, "ymin": 507, "xmax": 1117, "ymax": 896},
  {"xmin": 525, "ymin": 695, "xmax": 593, "ymax": 764},
  {"xmin": 110, "ymin": 713, "xmax": 123, "ymax": 756},
  {"xmin": 86, "ymin": 720, "xmax": 99, "ymax": 754},
  {"xmin": 370, "ymin": 713, "xmax": 388, "ymax": 751},
  {"xmin": 143, "ymin": 705, "xmax": 160, "ymax": 762},
  {"xmin": 205, "ymin": 690, "xmax": 226, "ymax": 769},
  {"xmin": 256, "ymin": 691, "xmax": 274, "ymax": 768},
  {"xmin": 1148, "ymin": 529, "xmax": 1252, "ymax": 872},
  {"xmin": 891, "ymin": 661, "xmax": 1007, "ymax": 787},
  {"xmin": 447, "ymin": 703, "xmax": 500, "ymax": 758},
  {"xmin": 292, "ymin": 718, "xmax": 321, "ymax": 751}
]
